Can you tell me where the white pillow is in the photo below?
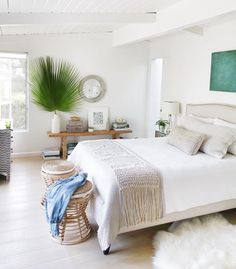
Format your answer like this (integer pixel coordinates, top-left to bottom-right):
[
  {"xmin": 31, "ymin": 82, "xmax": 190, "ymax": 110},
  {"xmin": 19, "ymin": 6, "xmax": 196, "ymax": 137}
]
[
  {"xmin": 179, "ymin": 116, "xmax": 236, "ymax": 158},
  {"xmin": 214, "ymin": 118, "xmax": 236, "ymax": 155},
  {"xmin": 167, "ymin": 126, "xmax": 206, "ymax": 155}
]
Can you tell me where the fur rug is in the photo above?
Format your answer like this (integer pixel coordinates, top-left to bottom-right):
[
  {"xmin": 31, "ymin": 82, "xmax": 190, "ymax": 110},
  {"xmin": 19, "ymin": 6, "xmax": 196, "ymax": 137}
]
[{"xmin": 153, "ymin": 213, "xmax": 236, "ymax": 269}]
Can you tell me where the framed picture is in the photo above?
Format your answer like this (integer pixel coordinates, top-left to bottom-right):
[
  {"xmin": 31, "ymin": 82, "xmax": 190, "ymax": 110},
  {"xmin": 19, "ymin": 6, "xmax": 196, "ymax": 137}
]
[
  {"xmin": 210, "ymin": 50, "xmax": 236, "ymax": 92},
  {"xmin": 88, "ymin": 107, "xmax": 109, "ymax": 130}
]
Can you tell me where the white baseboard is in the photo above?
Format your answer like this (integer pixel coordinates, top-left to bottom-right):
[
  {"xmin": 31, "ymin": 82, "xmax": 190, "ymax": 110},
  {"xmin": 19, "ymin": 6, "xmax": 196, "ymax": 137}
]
[{"xmin": 12, "ymin": 151, "xmax": 42, "ymax": 158}]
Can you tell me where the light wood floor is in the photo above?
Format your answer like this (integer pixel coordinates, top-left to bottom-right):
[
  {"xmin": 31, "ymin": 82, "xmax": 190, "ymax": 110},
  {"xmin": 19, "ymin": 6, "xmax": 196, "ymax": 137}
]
[{"xmin": 0, "ymin": 157, "xmax": 236, "ymax": 269}]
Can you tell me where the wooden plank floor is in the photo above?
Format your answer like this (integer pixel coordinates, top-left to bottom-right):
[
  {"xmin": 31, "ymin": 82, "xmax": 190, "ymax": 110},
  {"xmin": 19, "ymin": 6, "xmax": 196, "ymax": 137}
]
[
  {"xmin": 0, "ymin": 157, "xmax": 235, "ymax": 269},
  {"xmin": 0, "ymin": 157, "xmax": 158, "ymax": 269}
]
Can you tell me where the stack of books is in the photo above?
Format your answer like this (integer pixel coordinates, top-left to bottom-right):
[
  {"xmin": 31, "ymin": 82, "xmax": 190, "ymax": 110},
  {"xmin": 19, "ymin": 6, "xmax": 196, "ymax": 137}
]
[
  {"xmin": 66, "ymin": 116, "xmax": 85, "ymax": 133},
  {"xmin": 67, "ymin": 142, "xmax": 78, "ymax": 156},
  {"xmin": 112, "ymin": 119, "xmax": 130, "ymax": 131},
  {"xmin": 42, "ymin": 147, "xmax": 60, "ymax": 160}
]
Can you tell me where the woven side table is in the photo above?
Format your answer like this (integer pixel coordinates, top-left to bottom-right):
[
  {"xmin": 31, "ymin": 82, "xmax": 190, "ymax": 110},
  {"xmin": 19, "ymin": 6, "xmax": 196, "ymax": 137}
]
[
  {"xmin": 52, "ymin": 180, "xmax": 93, "ymax": 245},
  {"xmin": 41, "ymin": 160, "xmax": 77, "ymax": 206}
]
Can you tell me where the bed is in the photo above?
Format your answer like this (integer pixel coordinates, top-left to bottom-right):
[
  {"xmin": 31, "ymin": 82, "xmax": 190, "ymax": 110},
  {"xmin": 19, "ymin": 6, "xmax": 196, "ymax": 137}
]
[{"xmin": 68, "ymin": 103, "xmax": 236, "ymax": 254}]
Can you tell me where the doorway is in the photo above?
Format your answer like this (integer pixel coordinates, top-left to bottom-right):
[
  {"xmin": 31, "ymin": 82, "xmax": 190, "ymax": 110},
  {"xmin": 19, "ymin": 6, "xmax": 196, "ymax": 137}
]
[{"xmin": 146, "ymin": 58, "xmax": 163, "ymax": 137}]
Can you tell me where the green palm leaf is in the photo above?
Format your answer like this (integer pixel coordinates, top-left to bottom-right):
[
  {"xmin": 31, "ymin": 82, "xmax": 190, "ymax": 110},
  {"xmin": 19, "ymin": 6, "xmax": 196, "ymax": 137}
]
[{"xmin": 30, "ymin": 56, "xmax": 83, "ymax": 112}]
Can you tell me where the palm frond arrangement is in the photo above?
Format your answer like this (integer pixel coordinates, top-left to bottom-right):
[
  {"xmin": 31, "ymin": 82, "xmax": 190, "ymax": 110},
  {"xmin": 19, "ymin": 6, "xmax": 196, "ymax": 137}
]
[{"xmin": 30, "ymin": 56, "xmax": 83, "ymax": 113}]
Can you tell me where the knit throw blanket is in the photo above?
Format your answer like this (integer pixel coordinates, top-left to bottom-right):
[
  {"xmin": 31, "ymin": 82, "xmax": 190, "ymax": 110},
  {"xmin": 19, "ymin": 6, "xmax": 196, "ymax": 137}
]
[{"xmin": 84, "ymin": 140, "xmax": 162, "ymax": 228}]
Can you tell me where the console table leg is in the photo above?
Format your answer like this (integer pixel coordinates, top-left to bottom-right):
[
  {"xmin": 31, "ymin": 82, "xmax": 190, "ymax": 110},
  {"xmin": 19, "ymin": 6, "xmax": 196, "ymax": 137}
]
[
  {"xmin": 112, "ymin": 134, "xmax": 119, "ymax": 139},
  {"xmin": 61, "ymin": 137, "xmax": 67, "ymax": 160}
]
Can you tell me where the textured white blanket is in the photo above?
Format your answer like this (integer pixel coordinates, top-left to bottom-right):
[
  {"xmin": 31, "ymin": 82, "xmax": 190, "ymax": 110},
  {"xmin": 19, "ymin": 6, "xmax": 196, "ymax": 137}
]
[
  {"xmin": 68, "ymin": 138, "xmax": 236, "ymax": 250},
  {"xmin": 81, "ymin": 140, "xmax": 162, "ymax": 227}
]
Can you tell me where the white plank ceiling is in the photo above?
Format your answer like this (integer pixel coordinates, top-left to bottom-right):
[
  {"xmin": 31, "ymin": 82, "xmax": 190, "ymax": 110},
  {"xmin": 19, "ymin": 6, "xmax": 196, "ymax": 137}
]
[{"xmin": 0, "ymin": 0, "xmax": 182, "ymax": 35}]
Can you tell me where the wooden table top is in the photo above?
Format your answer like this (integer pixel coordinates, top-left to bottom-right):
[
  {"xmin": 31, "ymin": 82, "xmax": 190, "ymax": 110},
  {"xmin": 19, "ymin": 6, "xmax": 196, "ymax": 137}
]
[{"xmin": 47, "ymin": 129, "xmax": 132, "ymax": 137}]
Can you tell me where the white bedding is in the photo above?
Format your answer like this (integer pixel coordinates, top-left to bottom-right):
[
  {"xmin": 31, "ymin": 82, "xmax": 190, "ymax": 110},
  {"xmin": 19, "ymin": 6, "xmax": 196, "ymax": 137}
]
[{"xmin": 68, "ymin": 137, "xmax": 236, "ymax": 250}]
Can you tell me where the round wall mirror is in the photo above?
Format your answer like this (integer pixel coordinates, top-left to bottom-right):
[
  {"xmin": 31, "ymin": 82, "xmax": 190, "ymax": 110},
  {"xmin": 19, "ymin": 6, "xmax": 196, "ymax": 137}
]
[{"xmin": 80, "ymin": 75, "xmax": 106, "ymax": 103}]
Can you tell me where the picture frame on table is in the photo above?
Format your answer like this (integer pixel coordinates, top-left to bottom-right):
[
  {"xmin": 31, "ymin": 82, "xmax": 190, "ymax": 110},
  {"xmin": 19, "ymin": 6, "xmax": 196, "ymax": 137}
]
[{"xmin": 88, "ymin": 107, "xmax": 109, "ymax": 130}]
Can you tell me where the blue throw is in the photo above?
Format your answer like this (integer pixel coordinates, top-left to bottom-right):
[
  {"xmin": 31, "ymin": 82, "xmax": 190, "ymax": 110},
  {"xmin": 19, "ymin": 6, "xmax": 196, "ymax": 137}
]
[{"xmin": 45, "ymin": 172, "xmax": 87, "ymax": 236}]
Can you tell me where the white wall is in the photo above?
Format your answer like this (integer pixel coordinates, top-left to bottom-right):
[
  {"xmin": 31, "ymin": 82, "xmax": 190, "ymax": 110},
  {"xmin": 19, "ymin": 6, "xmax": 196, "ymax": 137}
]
[
  {"xmin": 0, "ymin": 34, "xmax": 148, "ymax": 155},
  {"xmin": 149, "ymin": 18, "xmax": 236, "ymax": 116}
]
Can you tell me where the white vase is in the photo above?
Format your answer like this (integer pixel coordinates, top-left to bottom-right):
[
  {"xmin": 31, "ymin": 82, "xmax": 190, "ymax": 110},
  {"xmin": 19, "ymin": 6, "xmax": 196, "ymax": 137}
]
[{"xmin": 51, "ymin": 113, "xmax": 60, "ymax": 133}]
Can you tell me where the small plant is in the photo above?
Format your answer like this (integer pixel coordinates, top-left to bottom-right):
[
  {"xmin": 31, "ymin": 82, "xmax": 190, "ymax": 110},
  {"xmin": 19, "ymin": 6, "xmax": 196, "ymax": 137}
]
[{"xmin": 156, "ymin": 119, "xmax": 169, "ymax": 132}]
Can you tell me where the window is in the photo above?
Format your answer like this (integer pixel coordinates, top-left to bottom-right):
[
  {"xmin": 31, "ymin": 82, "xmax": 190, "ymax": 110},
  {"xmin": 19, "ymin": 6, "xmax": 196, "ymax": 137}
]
[{"xmin": 0, "ymin": 52, "xmax": 28, "ymax": 131}]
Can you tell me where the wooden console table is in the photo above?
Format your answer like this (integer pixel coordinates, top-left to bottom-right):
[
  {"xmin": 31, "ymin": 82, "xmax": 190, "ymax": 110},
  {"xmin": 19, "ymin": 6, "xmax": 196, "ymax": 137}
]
[{"xmin": 47, "ymin": 129, "xmax": 132, "ymax": 160}]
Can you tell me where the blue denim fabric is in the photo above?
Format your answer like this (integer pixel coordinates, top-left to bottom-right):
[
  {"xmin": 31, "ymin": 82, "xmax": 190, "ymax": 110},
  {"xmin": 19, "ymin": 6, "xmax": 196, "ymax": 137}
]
[{"xmin": 45, "ymin": 172, "xmax": 87, "ymax": 236}]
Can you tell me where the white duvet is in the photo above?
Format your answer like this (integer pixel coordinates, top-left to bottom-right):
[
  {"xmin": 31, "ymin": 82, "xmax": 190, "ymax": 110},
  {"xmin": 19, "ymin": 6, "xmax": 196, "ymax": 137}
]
[{"xmin": 68, "ymin": 137, "xmax": 236, "ymax": 250}]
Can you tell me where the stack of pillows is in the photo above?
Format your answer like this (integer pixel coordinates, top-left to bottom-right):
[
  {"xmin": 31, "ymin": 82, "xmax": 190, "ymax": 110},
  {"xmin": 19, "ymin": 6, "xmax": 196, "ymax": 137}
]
[{"xmin": 167, "ymin": 115, "xmax": 236, "ymax": 158}]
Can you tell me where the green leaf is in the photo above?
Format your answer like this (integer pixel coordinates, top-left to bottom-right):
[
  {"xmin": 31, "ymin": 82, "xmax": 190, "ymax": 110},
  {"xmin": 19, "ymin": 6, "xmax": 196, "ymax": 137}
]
[{"xmin": 30, "ymin": 56, "xmax": 83, "ymax": 112}]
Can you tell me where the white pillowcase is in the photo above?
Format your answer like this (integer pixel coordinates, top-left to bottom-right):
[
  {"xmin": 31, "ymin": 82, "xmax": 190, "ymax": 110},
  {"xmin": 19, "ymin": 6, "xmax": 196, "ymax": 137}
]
[
  {"xmin": 179, "ymin": 116, "xmax": 236, "ymax": 158},
  {"xmin": 167, "ymin": 126, "xmax": 206, "ymax": 155},
  {"xmin": 214, "ymin": 118, "xmax": 236, "ymax": 155}
]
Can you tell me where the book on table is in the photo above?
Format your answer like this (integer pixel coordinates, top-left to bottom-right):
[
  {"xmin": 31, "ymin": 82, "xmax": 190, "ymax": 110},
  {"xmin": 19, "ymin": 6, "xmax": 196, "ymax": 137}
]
[{"xmin": 43, "ymin": 147, "xmax": 60, "ymax": 160}]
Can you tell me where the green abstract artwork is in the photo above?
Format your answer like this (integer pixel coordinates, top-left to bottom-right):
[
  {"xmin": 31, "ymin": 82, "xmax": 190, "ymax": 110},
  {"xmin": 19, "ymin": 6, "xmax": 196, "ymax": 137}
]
[{"xmin": 210, "ymin": 50, "xmax": 236, "ymax": 92}]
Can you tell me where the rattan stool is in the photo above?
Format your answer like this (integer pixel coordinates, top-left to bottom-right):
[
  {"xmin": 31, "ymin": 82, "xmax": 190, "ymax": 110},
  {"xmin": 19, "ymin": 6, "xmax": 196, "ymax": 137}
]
[
  {"xmin": 52, "ymin": 180, "xmax": 93, "ymax": 245},
  {"xmin": 41, "ymin": 160, "xmax": 77, "ymax": 206}
]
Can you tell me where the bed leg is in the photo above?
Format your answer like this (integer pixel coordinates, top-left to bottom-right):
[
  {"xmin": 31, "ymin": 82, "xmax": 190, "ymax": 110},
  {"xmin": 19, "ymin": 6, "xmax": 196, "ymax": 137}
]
[{"xmin": 103, "ymin": 245, "xmax": 111, "ymax": 255}]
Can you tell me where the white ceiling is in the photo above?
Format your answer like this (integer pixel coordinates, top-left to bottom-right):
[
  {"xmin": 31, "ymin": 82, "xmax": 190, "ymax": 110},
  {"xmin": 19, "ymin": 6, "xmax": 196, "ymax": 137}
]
[
  {"xmin": 0, "ymin": 0, "xmax": 182, "ymax": 35},
  {"xmin": 0, "ymin": 0, "xmax": 181, "ymax": 13}
]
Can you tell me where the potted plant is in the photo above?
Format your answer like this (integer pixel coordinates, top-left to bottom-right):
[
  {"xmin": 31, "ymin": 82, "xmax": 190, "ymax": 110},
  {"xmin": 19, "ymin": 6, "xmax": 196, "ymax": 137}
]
[
  {"xmin": 156, "ymin": 119, "xmax": 169, "ymax": 133},
  {"xmin": 30, "ymin": 56, "xmax": 83, "ymax": 133}
]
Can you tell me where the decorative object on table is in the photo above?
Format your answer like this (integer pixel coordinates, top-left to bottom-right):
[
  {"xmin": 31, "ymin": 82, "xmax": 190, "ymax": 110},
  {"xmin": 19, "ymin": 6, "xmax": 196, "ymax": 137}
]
[
  {"xmin": 0, "ymin": 129, "xmax": 12, "ymax": 181},
  {"xmin": 162, "ymin": 101, "xmax": 180, "ymax": 132},
  {"xmin": 210, "ymin": 50, "xmax": 236, "ymax": 92},
  {"xmin": 5, "ymin": 119, "xmax": 12, "ymax": 129},
  {"xmin": 155, "ymin": 119, "xmax": 169, "ymax": 133},
  {"xmin": 66, "ymin": 116, "xmax": 85, "ymax": 133},
  {"xmin": 112, "ymin": 118, "xmax": 130, "ymax": 131},
  {"xmin": 0, "ymin": 119, "xmax": 13, "ymax": 129},
  {"xmin": 88, "ymin": 127, "xmax": 94, "ymax": 132},
  {"xmin": 81, "ymin": 75, "xmax": 106, "ymax": 102},
  {"xmin": 88, "ymin": 107, "xmax": 109, "ymax": 130},
  {"xmin": 153, "ymin": 213, "xmax": 236, "ymax": 269},
  {"xmin": 42, "ymin": 147, "xmax": 60, "ymax": 160},
  {"xmin": 67, "ymin": 142, "xmax": 78, "ymax": 156},
  {"xmin": 155, "ymin": 130, "xmax": 167, "ymax": 138},
  {"xmin": 70, "ymin": 116, "xmax": 80, "ymax": 121},
  {"xmin": 52, "ymin": 114, "xmax": 60, "ymax": 133},
  {"xmin": 30, "ymin": 56, "xmax": 83, "ymax": 133}
]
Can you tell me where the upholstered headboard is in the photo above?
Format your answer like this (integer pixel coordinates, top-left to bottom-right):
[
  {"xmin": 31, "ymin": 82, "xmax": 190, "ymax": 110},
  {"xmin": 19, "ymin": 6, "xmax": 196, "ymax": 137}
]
[{"xmin": 186, "ymin": 103, "xmax": 236, "ymax": 124}]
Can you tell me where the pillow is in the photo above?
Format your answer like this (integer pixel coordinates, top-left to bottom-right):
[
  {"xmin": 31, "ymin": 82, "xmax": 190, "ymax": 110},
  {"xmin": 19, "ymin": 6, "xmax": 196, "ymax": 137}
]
[
  {"xmin": 167, "ymin": 126, "xmax": 206, "ymax": 155},
  {"xmin": 214, "ymin": 118, "xmax": 236, "ymax": 155},
  {"xmin": 179, "ymin": 116, "xmax": 236, "ymax": 158}
]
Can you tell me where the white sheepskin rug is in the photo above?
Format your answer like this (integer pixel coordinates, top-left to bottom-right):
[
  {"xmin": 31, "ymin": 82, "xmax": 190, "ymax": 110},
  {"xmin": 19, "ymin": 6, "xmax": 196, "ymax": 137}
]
[{"xmin": 153, "ymin": 213, "xmax": 236, "ymax": 269}]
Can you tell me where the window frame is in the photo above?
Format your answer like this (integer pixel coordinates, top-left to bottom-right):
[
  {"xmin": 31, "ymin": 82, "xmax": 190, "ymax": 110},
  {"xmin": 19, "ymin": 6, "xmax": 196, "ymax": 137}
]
[{"xmin": 0, "ymin": 51, "xmax": 29, "ymax": 133}]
